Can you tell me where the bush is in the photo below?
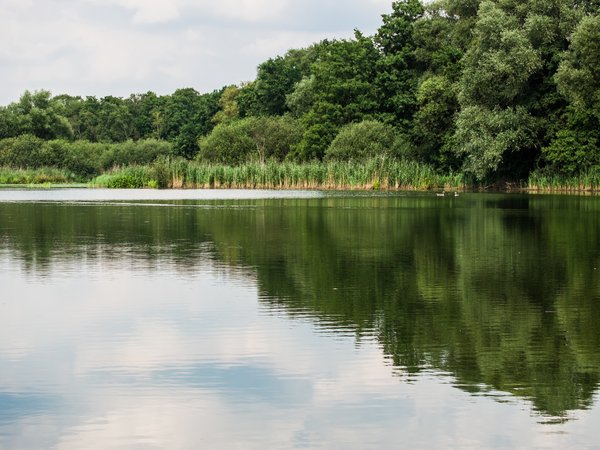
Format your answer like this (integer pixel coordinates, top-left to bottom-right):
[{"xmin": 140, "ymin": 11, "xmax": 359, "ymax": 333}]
[
  {"xmin": 0, "ymin": 134, "xmax": 45, "ymax": 168},
  {"xmin": 40, "ymin": 139, "xmax": 69, "ymax": 167},
  {"xmin": 541, "ymin": 129, "xmax": 599, "ymax": 175},
  {"xmin": 0, "ymin": 167, "xmax": 75, "ymax": 184},
  {"xmin": 197, "ymin": 120, "xmax": 255, "ymax": 165},
  {"xmin": 0, "ymin": 136, "xmax": 175, "ymax": 179},
  {"xmin": 325, "ymin": 120, "xmax": 400, "ymax": 162},
  {"xmin": 197, "ymin": 116, "xmax": 304, "ymax": 165},
  {"xmin": 0, "ymin": 138, "xmax": 16, "ymax": 167},
  {"xmin": 151, "ymin": 155, "xmax": 173, "ymax": 188},
  {"xmin": 64, "ymin": 140, "xmax": 106, "ymax": 177},
  {"xmin": 101, "ymin": 139, "xmax": 173, "ymax": 170},
  {"xmin": 91, "ymin": 166, "xmax": 155, "ymax": 188}
]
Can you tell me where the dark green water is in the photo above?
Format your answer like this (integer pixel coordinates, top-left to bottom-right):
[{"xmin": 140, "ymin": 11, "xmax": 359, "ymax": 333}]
[{"xmin": 0, "ymin": 189, "xmax": 599, "ymax": 449}]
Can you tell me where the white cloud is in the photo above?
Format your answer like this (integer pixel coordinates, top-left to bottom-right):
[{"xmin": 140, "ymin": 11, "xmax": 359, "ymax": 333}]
[
  {"xmin": 84, "ymin": 0, "xmax": 181, "ymax": 24},
  {"xmin": 241, "ymin": 30, "xmax": 343, "ymax": 60},
  {"xmin": 1, "ymin": 0, "xmax": 34, "ymax": 8},
  {"xmin": 84, "ymin": 0, "xmax": 289, "ymax": 24},
  {"xmin": 207, "ymin": 0, "xmax": 288, "ymax": 22}
]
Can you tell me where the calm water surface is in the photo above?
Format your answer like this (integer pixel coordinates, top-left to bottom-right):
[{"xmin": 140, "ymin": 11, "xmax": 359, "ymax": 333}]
[{"xmin": 0, "ymin": 189, "xmax": 599, "ymax": 449}]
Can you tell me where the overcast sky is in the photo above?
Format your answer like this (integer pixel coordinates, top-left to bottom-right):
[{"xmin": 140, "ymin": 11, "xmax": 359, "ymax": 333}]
[{"xmin": 0, "ymin": 0, "xmax": 393, "ymax": 105}]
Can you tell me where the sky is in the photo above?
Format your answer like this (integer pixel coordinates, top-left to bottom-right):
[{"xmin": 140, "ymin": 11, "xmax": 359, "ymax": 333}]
[{"xmin": 0, "ymin": 0, "xmax": 393, "ymax": 105}]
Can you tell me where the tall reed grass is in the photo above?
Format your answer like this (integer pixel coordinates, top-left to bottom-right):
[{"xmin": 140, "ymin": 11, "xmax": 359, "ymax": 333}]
[
  {"xmin": 89, "ymin": 166, "xmax": 158, "ymax": 188},
  {"xmin": 528, "ymin": 168, "xmax": 600, "ymax": 192},
  {"xmin": 0, "ymin": 167, "xmax": 77, "ymax": 185},
  {"xmin": 90, "ymin": 158, "xmax": 466, "ymax": 190}
]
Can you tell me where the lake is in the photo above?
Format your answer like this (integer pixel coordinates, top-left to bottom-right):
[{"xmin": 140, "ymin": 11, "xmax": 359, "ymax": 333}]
[{"xmin": 0, "ymin": 189, "xmax": 599, "ymax": 449}]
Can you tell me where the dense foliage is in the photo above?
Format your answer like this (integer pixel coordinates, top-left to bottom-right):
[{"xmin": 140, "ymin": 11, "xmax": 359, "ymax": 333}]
[{"xmin": 0, "ymin": 0, "xmax": 599, "ymax": 184}]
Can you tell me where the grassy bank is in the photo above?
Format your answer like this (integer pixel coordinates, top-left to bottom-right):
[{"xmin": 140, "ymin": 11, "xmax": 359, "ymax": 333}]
[
  {"xmin": 527, "ymin": 169, "xmax": 600, "ymax": 193},
  {"xmin": 0, "ymin": 167, "xmax": 80, "ymax": 185},
  {"xmin": 89, "ymin": 159, "xmax": 466, "ymax": 190},
  {"xmin": 5, "ymin": 162, "xmax": 600, "ymax": 194}
]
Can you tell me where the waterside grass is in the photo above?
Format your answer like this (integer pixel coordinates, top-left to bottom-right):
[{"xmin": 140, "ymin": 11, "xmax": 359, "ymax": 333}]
[
  {"xmin": 90, "ymin": 166, "xmax": 158, "ymax": 189},
  {"xmin": 528, "ymin": 169, "xmax": 600, "ymax": 193},
  {"xmin": 0, "ymin": 167, "xmax": 79, "ymax": 185},
  {"xmin": 6, "ymin": 162, "xmax": 600, "ymax": 194},
  {"xmin": 90, "ymin": 159, "xmax": 466, "ymax": 191}
]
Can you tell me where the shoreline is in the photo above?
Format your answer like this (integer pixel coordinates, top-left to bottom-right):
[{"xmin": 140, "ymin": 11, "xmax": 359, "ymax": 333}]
[
  {"xmin": 1, "ymin": 182, "xmax": 599, "ymax": 195},
  {"xmin": 2, "ymin": 163, "xmax": 599, "ymax": 194}
]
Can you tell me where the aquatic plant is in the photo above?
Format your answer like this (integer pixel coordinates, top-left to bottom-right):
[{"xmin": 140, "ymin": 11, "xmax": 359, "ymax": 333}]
[
  {"xmin": 89, "ymin": 158, "xmax": 466, "ymax": 191},
  {"xmin": 0, "ymin": 167, "xmax": 77, "ymax": 185},
  {"xmin": 528, "ymin": 168, "xmax": 600, "ymax": 192}
]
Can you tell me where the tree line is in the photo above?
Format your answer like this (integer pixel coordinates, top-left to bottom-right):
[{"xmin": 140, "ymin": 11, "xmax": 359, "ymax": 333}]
[{"xmin": 0, "ymin": 0, "xmax": 599, "ymax": 183}]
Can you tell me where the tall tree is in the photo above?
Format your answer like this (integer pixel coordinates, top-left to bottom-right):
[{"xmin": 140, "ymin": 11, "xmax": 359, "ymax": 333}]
[
  {"xmin": 293, "ymin": 33, "xmax": 382, "ymax": 160},
  {"xmin": 374, "ymin": 0, "xmax": 424, "ymax": 129},
  {"xmin": 0, "ymin": 90, "xmax": 72, "ymax": 140},
  {"xmin": 452, "ymin": 0, "xmax": 584, "ymax": 180},
  {"xmin": 163, "ymin": 88, "xmax": 221, "ymax": 158},
  {"xmin": 253, "ymin": 56, "xmax": 302, "ymax": 116},
  {"xmin": 543, "ymin": 14, "xmax": 600, "ymax": 173}
]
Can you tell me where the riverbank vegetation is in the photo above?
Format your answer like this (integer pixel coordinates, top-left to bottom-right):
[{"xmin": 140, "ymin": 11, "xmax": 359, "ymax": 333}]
[
  {"xmin": 0, "ymin": 167, "xmax": 77, "ymax": 185},
  {"xmin": 88, "ymin": 158, "xmax": 465, "ymax": 190},
  {"xmin": 0, "ymin": 0, "xmax": 599, "ymax": 191}
]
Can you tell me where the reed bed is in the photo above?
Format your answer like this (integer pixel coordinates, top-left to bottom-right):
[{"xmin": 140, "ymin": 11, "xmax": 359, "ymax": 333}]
[
  {"xmin": 90, "ymin": 166, "xmax": 158, "ymax": 188},
  {"xmin": 0, "ymin": 167, "xmax": 76, "ymax": 185},
  {"xmin": 528, "ymin": 169, "xmax": 600, "ymax": 193},
  {"xmin": 90, "ymin": 159, "xmax": 466, "ymax": 191}
]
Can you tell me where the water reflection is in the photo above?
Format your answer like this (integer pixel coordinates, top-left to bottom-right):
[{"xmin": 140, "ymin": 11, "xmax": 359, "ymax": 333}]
[{"xmin": 1, "ymin": 191, "xmax": 599, "ymax": 448}]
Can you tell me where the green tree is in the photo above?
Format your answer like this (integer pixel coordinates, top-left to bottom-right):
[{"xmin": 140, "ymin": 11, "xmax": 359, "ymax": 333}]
[
  {"xmin": 2, "ymin": 90, "xmax": 73, "ymax": 140},
  {"xmin": 236, "ymin": 82, "xmax": 259, "ymax": 118},
  {"xmin": 0, "ymin": 134, "xmax": 45, "ymax": 168},
  {"xmin": 542, "ymin": 15, "xmax": 600, "ymax": 173},
  {"xmin": 254, "ymin": 56, "xmax": 302, "ymax": 115},
  {"xmin": 374, "ymin": 0, "xmax": 425, "ymax": 129},
  {"xmin": 95, "ymin": 96, "xmax": 134, "ymax": 142},
  {"xmin": 164, "ymin": 88, "xmax": 221, "ymax": 158},
  {"xmin": 125, "ymin": 92, "xmax": 165, "ymax": 140},
  {"xmin": 458, "ymin": 2, "xmax": 541, "ymax": 109},
  {"xmin": 454, "ymin": 106, "xmax": 537, "ymax": 180},
  {"xmin": 78, "ymin": 96, "xmax": 103, "ymax": 142},
  {"xmin": 451, "ymin": 0, "xmax": 569, "ymax": 180},
  {"xmin": 411, "ymin": 75, "xmax": 460, "ymax": 168},
  {"xmin": 212, "ymin": 86, "xmax": 240, "ymax": 125},
  {"xmin": 412, "ymin": 4, "xmax": 464, "ymax": 79},
  {"xmin": 246, "ymin": 116, "xmax": 304, "ymax": 163},
  {"xmin": 293, "ymin": 33, "xmax": 382, "ymax": 160},
  {"xmin": 555, "ymin": 15, "xmax": 600, "ymax": 121},
  {"xmin": 0, "ymin": 106, "xmax": 20, "ymax": 139},
  {"xmin": 286, "ymin": 75, "xmax": 316, "ymax": 118}
]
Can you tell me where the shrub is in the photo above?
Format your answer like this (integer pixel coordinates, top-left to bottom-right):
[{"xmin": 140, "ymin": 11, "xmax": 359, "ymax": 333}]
[
  {"xmin": 64, "ymin": 140, "xmax": 106, "ymax": 177},
  {"xmin": 40, "ymin": 139, "xmax": 69, "ymax": 167},
  {"xmin": 197, "ymin": 116, "xmax": 304, "ymax": 165},
  {"xmin": 0, "ymin": 134, "xmax": 45, "ymax": 168},
  {"xmin": 101, "ymin": 139, "xmax": 172, "ymax": 170},
  {"xmin": 325, "ymin": 120, "xmax": 400, "ymax": 162},
  {"xmin": 91, "ymin": 166, "xmax": 154, "ymax": 188},
  {"xmin": 0, "ymin": 167, "xmax": 74, "ymax": 184},
  {"xmin": 541, "ymin": 129, "xmax": 599, "ymax": 176},
  {"xmin": 197, "ymin": 120, "xmax": 255, "ymax": 165}
]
